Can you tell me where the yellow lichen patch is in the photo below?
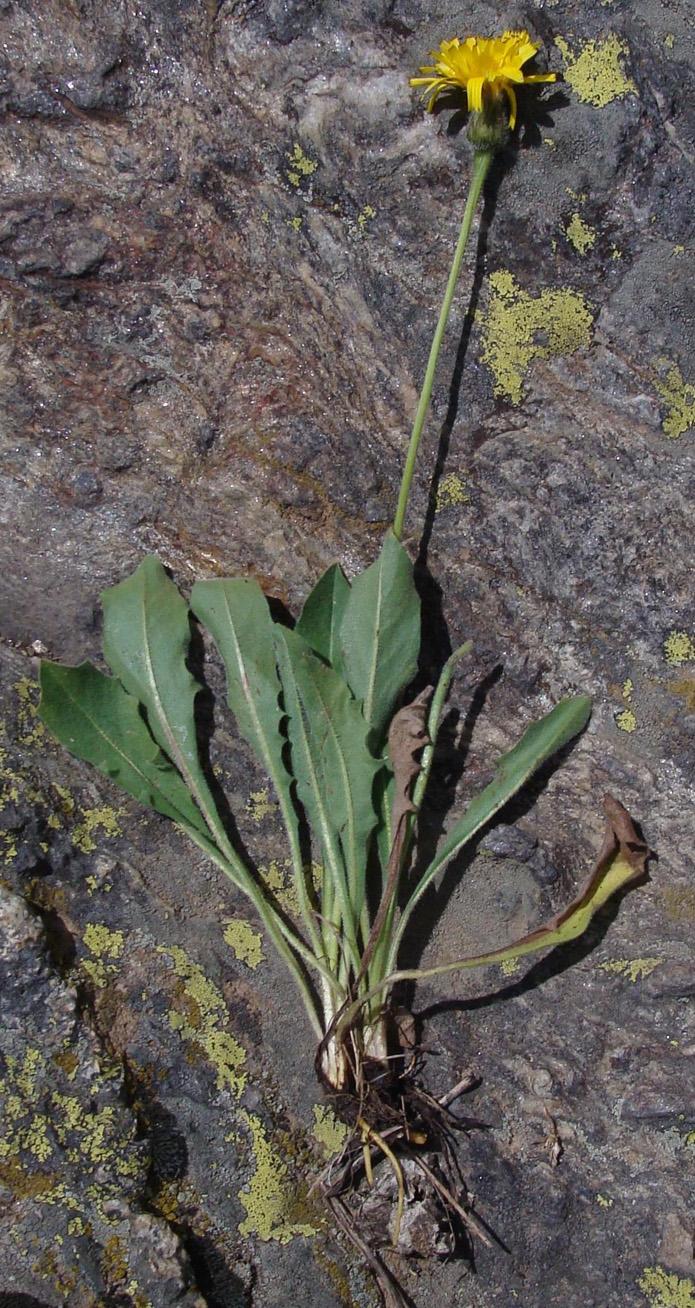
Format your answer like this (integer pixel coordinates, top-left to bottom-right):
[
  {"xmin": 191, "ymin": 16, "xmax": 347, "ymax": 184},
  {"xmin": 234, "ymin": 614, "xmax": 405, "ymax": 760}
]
[
  {"xmin": 52, "ymin": 783, "xmax": 75, "ymax": 816},
  {"xmin": 286, "ymin": 143, "xmax": 318, "ymax": 187},
  {"xmin": 622, "ymin": 678, "xmax": 634, "ymax": 702},
  {"xmin": 286, "ymin": 215, "xmax": 303, "ymax": 232},
  {"xmin": 84, "ymin": 923, "xmax": 124, "ymax": 958},
  {"xmin": 72, "ymin": 805, "xmax": 123, "ymax": 854},
  {"xmin": 615, "ymin": 707, "xmax": 637, "ymax": 733},
  {"xmin": 159, "ymin": 946, "xmax": 247, "ymax": 1096},
  {"xmin": 51, "ymin": 1094, "xmax": 138, "ymax": 1175},
  {"xmin": 555, "ymin": 35, "xmax": 637, "ymax": 107},
  {"xmin": 237, "ymin": 1110, "xmax": 317, "ymax": 1243},
  {"xmin": 223, "ymin": 919, "xmax": 264, "ymax": 969},
  {"xmin": 638, "ymin": 1266, "xmax": 695, "ymax": 1308},
  {"xmin": 246, "ymin": 788, "xmax": 276, "ymax": 823},
  {"xmin": 125, "ymin": 1281, "xmax": 152, "ymax": 1308},
  {"xmin": 500, "ymin": 958, "xmax": 520, "ymax": 977},
  {"xmin": 312, "ymin": 1105, "xmax": 349, "ymax": 1158},
  {"xmin": 0, "ymin": 1048, "xmax": 53, "ymax": 1164},
  {"xmin": 664, "ymin": 33, "xmax": 675, "ymax": 50},
  {"xmin": 663, "ymin": 631, "xmax": 695, "ymax": 667},
  {"xmin": 14, "ymin": 677, "xmax": 46, "ymax": 747},
  {"xmin": 67, "ymin": 1216, "xmax": 91, "ymax": 1237},
  {"xmin": 596, "ymin": 1193, "xmax": 613, "ymax": 1208},
  {"xmin": 356, "ymin": 203, "xmax": 376, "ymax": 232},
  {"xmin": 565, "ymin": 212, "xmax": 597, "ymax": 254},
  {"xmin": 259, "ymin": 858, "xmax": 322, "ymax": 919},
  {"xmin": 82, "ymin": 922, "xmax": 125, "ymax": 990},
  {"xmin": 654, "ymin": 363, "xmax": 695, "ymax": 438},
  {"xmin": 480, "ymin": 270, "xmax": 594, "ymax": 404},
  {"xmin": 436, "ymin": 473, "xmax": 470, "ymax": 510},
  {"xmin": 599, "ymin": 958, "xmax": 661, "ymax": 983},
  {"xmin": 0, "ymin": 1047, "xmax": 140, "ymax": 1209}
]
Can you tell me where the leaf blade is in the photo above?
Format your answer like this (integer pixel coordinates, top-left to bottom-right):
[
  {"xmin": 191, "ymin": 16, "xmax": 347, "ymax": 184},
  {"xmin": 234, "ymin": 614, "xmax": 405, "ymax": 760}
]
[
  {"xmin": 38, "ymin": 661, "xmax": 210, "ymax": 834},
  {"xmin": 295, "ymin": 563, "xmax": 350, "ymax": 668},
  {"xmin": 339, "ymin": 531, "xmax": 420, "ymax": 746},
  {"xmin": 101, "ymin": 556, "xmax": 223, "ymax": 845},
  {"xmin": 275, "ymin": 625, "xmax": 381, "ymax": 945},
  {"xmin": 393, "ymin": 694, "xmax": 592, "ymax": 956}
]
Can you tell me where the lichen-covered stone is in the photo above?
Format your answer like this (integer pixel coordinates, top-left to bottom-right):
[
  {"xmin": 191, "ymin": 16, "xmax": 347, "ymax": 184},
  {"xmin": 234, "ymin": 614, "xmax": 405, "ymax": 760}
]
[{"xmin": 0, "ymin": 0, "xmax": 693, "ymax": 1304}]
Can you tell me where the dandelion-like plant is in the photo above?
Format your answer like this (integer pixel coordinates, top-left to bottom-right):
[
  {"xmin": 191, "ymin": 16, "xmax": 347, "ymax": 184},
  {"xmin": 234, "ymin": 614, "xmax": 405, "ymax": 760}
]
[{"xmin": 39, "ymin": 27, "xmax": 647, "ymax": 1294}]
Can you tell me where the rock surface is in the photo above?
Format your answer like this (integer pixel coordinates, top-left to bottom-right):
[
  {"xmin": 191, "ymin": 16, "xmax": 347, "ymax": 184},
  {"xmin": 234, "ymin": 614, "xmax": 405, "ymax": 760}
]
[{"xmin": 0, "ymin": 2, "xmax": 693, "ymax": 1306}]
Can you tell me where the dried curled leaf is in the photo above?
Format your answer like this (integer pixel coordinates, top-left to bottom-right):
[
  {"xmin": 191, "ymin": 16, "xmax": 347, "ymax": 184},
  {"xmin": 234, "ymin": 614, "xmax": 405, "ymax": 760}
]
[
  {"xmin": 357, "ymin": 689, "xmax": 431, "ymax": 981},
  {"xmin": 387, "ymin": 686, "xmax": 432, "ymax": 836},
  {"xmin": 387, "ymin": 795, "xmax": 649, "ymax": 983}
]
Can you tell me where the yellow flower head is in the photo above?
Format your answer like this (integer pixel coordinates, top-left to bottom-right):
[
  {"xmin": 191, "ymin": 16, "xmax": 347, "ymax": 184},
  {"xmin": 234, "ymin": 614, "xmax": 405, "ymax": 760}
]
[{"xmin": 410, "ymin": 30, "xmax": 556, "ymax": 129}]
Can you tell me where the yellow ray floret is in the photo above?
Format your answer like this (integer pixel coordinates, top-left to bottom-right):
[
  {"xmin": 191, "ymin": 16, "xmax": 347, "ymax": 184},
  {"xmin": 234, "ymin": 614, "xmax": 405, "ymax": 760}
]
[{"xmin": 410, "ymin": 31, "xmax": 556, "ymax": 128}]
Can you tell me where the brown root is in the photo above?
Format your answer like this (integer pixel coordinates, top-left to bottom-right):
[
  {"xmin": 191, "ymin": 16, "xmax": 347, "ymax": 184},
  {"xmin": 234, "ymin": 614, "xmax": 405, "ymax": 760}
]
[{"xmin": 313, "ymin": 1030, "xmax": 493, "ymax": 1308}]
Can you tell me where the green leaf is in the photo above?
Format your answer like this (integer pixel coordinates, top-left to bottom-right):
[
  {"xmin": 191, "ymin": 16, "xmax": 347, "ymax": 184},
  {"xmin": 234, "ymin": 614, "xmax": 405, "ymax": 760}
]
[
  {"xmin": 274, "ymin": 626, "xmax": 381, "ymax": 939},
  {"xmin": 38, "ymin": 661, "xmax": 209, "ymax": 835},
  {"xmin": 101, "ymin": 557, "xmax": 231, "ymax": 853},
  {"xmin": 393, "ymin": 695, "xmax": 592, "ymax": 953},
  {"xmin": 339, "ymin": 531, "xmax": 420, "ymax": 746},
  {"xmin": 190, "ymin": 578, "xmax": 305, "ymax": 887},
  {"xmin": 295, "ymin": 564, "xmax": 350, "ymax": 668}
]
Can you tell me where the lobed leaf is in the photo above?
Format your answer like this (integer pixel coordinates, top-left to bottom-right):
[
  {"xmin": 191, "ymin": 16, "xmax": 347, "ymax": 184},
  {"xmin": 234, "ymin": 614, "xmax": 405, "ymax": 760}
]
[
  {"xmin": 339, "ymin": 531, "xmax": 420, "ymax": 747},
  {"xmin": 38, "ymin": 661, "xmax": 209, "ymax": 836},
  {"xmin": 100, "ymin": 556, "xmax": 223, "ymax": 841}
]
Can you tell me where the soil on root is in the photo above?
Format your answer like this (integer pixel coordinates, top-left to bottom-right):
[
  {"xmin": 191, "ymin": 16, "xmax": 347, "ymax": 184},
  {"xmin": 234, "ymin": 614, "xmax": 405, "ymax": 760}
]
[{"xmin": 312, "ymin": 1044, "xmax": 496, "ymax": 1308}]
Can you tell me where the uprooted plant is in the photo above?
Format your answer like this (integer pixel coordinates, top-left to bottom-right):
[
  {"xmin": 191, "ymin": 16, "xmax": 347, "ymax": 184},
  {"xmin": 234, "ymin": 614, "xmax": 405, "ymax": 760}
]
[{"xmin": 38, "ymin": 29, "xmax": 648, "ymax": 1305}]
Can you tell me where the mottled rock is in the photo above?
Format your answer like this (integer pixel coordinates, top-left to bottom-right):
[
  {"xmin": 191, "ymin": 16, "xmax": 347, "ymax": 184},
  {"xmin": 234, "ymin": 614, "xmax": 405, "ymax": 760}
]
[{"xmin": 0, "ymin": 0, "xmax": 693, "ymax": 1305}]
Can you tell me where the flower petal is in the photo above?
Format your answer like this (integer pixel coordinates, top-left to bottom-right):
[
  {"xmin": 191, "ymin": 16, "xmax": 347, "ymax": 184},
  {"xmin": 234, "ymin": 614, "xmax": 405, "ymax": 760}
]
[
  {"xmin": 466, "ymin": 76, "xmax": 484, "ymax": 112},
  {"xmin": 505, "ymin": 83, "xmax": 518, "ymax": 129}
]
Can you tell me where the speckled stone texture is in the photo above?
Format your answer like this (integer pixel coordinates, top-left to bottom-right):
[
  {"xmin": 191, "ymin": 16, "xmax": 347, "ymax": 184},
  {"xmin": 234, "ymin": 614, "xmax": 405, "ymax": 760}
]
[{"xmin": 0, "ymin": 1, "xmax": 693, "ymax": 1306}]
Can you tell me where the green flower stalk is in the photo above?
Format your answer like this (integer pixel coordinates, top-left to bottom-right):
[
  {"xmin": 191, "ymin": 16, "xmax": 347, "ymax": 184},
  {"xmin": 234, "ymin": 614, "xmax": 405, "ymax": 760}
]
[{"xmin": 394, "ymin": 29, "xmax": 557, "ymax": 539}]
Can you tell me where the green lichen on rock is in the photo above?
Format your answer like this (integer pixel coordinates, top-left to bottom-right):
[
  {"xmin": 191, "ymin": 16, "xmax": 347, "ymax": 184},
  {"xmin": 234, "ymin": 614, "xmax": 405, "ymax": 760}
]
[
  {"xmin": 663, "ymin": 631, "xmax": 695, "ymax": 667},
  {"xmin": 565, "ymin": 212, "xmax": 597, "ymax": 254},
  {"xmin": 555, "ymin": 34, "xmax": 637, "ymax": 107},
  {"xmin": 638, "ymin": 1266, "xmax": 695, "ymax": 1308},
  {"xmin": 159, "ymin": 945, "xmax": 247, "ymax": 1096},
  {"xmin": 480, "ymin": 270, "xmax": 594, "ymax": 403},
  {"xmin": 82, "ymin": 922, "xmax": 125, "ymax": 989},
  {"xmin": 436, "ymin": 473, "xmax": 470, "ymax": 510},
  {"xmin": 654, "ymin": 363, "xmax": 695, "ymax": 438},
  {"xmin": 615, "ymin": 707, "xmax": 637, "ymax": 733},
  {"xmin": 286, "ymin": 142, "xmax": 318, "ymax": 187},
  {"xmin": 237, "ymin": 1109, "xmax": 317, "ymax": 1243},
  {"xmin": 311, "ymin": 1104, "xmax": 349, "ymax": 1158},
  {"xmin": 223, "ymin": 919, "xmax": 264, "ymax": 969},
  {"xmin": 599, "ymin": 957, "xmax": 661, "ymax": 982},
  {"xmin": 72, "ymin": 805, "xmax": 123, "ymax": 854}
]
